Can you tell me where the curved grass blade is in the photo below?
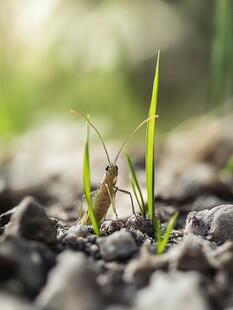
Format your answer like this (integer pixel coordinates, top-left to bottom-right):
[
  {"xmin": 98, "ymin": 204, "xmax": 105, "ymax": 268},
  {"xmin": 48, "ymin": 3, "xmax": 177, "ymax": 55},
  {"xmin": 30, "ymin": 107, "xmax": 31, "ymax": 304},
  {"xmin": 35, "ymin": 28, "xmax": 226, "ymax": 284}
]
[
  {"xmin": 83, "ymin": 115, "xmax": 100, "ymax": 236},
  {"xmin": 145, "ymin": 51, "xmax": 160, "ymax": 228},
  {"xmin": 125, "ymin": 149, "xmax": 146, "ymax": 218},
  {"xmin": 157, "ymin": 212, "xmax": 179, "ymax": 255},
  {"xmin": 129, "ymin": 175, "xmax": 145, "ymax": 217}
]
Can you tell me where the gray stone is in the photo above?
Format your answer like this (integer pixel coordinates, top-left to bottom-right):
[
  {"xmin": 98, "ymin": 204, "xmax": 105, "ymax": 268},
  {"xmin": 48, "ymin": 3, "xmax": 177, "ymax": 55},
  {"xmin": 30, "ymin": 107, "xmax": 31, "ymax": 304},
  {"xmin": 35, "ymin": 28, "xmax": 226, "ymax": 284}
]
[
  {"xmin": 0, "ymin": 292, "xmax": 38, "ymax": 310},
  {"xmin": 214, "ymin": 241, "xmax": 233, "ymax": 286},
  {"xmin": 135, "ymin": 271, "xmax": 210, "ymax": 310},
  {"xmin": 100, "ymin": 220, "xmax": 124, "ymax": 236},
  {"xmin": 0, "ymin": 236, "xmax": 55, "ymax": 296},
  {"xmin": 0, "ymin": 206, "xmax": 18, "ymax": 226},
  {"xmin": 185, "ymin": 205, "xmax": 233, "ymax": 242},
  {"xmin": 168, "ymin": 234, "xmax": 213, "ymax": 272},
  {"xmin": 124, "ymin": 249, "xmax": 169, "ymax": 286},
  {"xmin": 4, "ymin": 196, "xmax": 57, "ymax": 245},
  {"xmin": 97, "ymin": 229, "xmax": 138, "ymax": 261},
  {"xmin": 36, "ymin": 251, "xmax": 103, "ymax": 310},
  {"xmin": 65, "ymin": 224, "xmax": 90, "ymax": 238},
  {"xmin": 58, "ymin": 225, "xmax": 95, "ymax": 252}
]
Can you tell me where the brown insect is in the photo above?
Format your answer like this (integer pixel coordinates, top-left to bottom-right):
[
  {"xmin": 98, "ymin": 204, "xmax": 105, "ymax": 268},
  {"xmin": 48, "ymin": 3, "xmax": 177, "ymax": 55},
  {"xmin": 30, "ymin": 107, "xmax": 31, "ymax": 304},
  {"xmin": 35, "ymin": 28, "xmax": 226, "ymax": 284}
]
[{"xmin": 70, "ymin": 109, "xmax": 158, "ymax": 225}]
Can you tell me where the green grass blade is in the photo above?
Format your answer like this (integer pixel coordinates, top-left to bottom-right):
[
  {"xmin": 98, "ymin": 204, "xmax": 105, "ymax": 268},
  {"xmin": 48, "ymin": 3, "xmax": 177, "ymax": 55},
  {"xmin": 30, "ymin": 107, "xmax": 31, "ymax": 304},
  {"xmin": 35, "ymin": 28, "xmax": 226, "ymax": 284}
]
[
  {"xmin": 157, "ymin": 212, "xmax": 179, "ymax": 255},
  {"xmin": 125, "ymin": 149, "xmax": 146, "ymax": 217},
  {"xmin": 83, "ymin": 115, "xmax": 100, "ymax": 236},
  {"xmin": 155, "ymin": 218, "xmax": 162, "ymax": 244},
  {"xmin": 145, "ymin": 51, "xmax": 160, "ymax": 228},
  {"xmin": 129, "ymin": 175, "xmax": 144, "ymax": 217},
  {"xmin": 225, "ymin": 154, "xmax": 233, "ymax": 171}
]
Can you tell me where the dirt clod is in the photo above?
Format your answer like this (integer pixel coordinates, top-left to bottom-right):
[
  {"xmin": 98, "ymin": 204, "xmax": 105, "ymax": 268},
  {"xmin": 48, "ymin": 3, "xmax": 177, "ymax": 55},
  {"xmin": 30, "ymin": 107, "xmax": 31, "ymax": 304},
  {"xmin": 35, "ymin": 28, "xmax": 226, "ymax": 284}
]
[
  {"xmin": 126, "ymin": 214, "xmax": 154, "ymax": 238},
  {"xmin": 185, "ymin": 205, "xmax": 233, "ymax": 242}
]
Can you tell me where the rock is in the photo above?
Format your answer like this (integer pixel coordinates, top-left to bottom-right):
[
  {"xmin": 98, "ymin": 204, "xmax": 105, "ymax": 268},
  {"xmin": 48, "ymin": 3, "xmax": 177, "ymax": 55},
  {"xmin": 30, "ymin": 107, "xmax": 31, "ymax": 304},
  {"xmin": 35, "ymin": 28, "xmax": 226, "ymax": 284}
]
[
  {"xmin": 213, "ymin": 241, "xmax": 233, "ymax": 287},
  {"xmin": 0, "ymin": 291, "xmax": 38, "ymax": 309},
  {"xmin": 210, "ymin": 240, "xmax": 233, "ymax": 268},
  {"xmin": 97, "ymin": 229, "xmax": 138, "ymax": 261},
  {"xmin": 64, "ymin": 224, "xmax": 90, "ymax": 238},
  {"xmin": 168, "ymin": 234, "xmax": 214, "ymax": 273},
  {"xmin": 184, "ymin": 205, "xmax": 233, "ymax": 242},
  {"xmin": 49, "ymin": 217, "xmax": 69, "ymax": 238},
  {"xmin": 4, "ymin": 196, "xmax": 57, "ymax": 245},
  {"xmin": 0, "ymin": 206, "xmax": 18, "ymax": 226},
  {"xmin": 97, "ymin": 261, "xmax": 126, "ymax": 304},
  {"xmin": 100, "ymin": 220, "xmax": 125, "ymax": 236},
  {"xmin": 36, "ymin": 251, "xmax": 104, "ymax": 310},
  {"xmin": 58, "ymin": 225, "xmax": 98, "ymax": 254},
  {"xmin": 0, "ymin": 236, "xmax": 55, "ymax": 297},
  {"xmin": 126, "ymin": 215, "xmax": 154, "ymax": 238},
  {"xmin": 124, "ymin": 249, "xmax": 169, "ymax": 286},
  {"xmin": 58, "ymin": 234, "xmax": 88, "ymax": 252},
  {"xmin": 135, "ymin": 271, "xmax": 210, "ymax": 310},
  {"xmin": 0, "ymin": 291, "xmax": 38, "ymax": 310},
  {"xmin": 130, "ymin": 229, "xmax": 152, "ymax": 247}
]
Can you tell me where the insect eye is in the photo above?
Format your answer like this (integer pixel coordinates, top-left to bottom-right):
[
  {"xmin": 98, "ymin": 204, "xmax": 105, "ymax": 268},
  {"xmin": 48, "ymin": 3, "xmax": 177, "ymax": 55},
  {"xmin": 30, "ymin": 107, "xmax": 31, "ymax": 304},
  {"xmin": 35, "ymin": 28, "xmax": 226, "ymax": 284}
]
[
  {"xmin": 105, "ymin": 166, "xmax": 109, "ymax": 171},
  {"xmin": 116, "ymin": 165, "xmax": 118, "ymax": 170}
]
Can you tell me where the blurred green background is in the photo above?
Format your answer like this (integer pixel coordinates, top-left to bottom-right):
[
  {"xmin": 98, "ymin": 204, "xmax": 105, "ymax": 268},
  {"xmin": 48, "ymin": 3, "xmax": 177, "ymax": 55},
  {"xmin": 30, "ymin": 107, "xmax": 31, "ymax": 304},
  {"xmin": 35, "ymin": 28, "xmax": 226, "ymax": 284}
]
[{"xmin": 0, "ymin": 0, "xmax": 232, "ymax": 139}]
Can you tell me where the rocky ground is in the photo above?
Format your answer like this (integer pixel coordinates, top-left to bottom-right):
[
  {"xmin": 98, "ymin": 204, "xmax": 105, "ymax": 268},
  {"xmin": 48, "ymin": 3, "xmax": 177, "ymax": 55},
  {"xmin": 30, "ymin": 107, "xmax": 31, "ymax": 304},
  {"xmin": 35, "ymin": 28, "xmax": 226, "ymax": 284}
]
[{"xmin": 0, "ymin": 115, "xmax": 233, "ymax": 310}]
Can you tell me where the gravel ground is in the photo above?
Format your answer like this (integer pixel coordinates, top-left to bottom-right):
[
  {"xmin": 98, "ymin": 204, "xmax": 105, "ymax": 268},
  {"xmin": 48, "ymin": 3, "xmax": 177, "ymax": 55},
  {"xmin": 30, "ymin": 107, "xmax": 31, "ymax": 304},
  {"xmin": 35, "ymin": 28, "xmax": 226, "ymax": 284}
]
[{"xmin": 0, "ymin": 116, "xmax": 233, "ymax": 310}]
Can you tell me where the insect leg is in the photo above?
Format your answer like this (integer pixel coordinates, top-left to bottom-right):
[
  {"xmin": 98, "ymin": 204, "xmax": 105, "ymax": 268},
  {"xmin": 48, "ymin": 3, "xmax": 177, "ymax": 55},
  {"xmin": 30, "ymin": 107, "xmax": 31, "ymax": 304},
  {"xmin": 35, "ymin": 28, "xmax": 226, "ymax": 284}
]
[
  {"xmin": 105, "ymin": 184, "xmax": 118, "ymax": 220},
  {"xmin": 76, "ymin": 191, "xmax": 96, "ymax": 224},
  {"xmin": 114, "ymin": 186, "xmax": 136, "ymax": 216}
]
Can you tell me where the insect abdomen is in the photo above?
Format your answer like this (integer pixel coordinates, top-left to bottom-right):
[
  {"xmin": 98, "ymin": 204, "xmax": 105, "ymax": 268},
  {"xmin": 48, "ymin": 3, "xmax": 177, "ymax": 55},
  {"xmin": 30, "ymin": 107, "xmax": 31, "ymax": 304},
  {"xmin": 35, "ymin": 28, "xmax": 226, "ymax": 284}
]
[{"xmin": 78, "ymin": 177, "xmax": 116, "ymax": 225}]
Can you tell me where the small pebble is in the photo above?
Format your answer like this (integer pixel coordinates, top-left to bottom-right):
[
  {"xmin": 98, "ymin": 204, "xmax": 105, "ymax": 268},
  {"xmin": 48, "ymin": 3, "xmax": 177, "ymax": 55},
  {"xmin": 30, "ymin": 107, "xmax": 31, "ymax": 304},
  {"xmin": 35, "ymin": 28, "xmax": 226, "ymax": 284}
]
[
  {"xmin": 97, "ymin": 229, "xmax": 138, "ymax": 261},
  {"xmin": 100, "ymin": 220, "xmax": 125, "ymax": 236},
  {"xmin": 65, "ymin": 224, "xmax": 90, "ymax": 238}
]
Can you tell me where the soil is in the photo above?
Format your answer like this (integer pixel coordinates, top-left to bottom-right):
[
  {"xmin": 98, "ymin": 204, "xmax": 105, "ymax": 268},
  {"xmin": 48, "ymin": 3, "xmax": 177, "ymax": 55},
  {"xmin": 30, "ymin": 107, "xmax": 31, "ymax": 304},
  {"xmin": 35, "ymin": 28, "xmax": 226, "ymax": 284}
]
[{"xmin": 0, "ymin": 116, "xmax": 233, "ymax": 310}]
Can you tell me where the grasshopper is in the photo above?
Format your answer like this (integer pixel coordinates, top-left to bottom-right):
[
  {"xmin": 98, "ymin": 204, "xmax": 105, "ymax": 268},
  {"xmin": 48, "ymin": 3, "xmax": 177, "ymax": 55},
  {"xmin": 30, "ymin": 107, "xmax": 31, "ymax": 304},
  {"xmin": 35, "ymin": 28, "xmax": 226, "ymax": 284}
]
[{"xmin": 70, "ymin": 109, "xmax": 158, "ymax": 225}]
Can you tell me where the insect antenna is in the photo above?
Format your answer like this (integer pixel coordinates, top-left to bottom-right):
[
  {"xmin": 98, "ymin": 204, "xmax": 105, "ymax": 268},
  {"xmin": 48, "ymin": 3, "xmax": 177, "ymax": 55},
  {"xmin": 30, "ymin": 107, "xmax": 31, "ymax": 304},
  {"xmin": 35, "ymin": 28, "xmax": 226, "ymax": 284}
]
[
  {"xmin": 70, "ymin": 109, "xmax": 111, "ymax": 166},
  {"xmin": 114, "ymin": 115, "xmax": 158, "ymax": 164}
]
